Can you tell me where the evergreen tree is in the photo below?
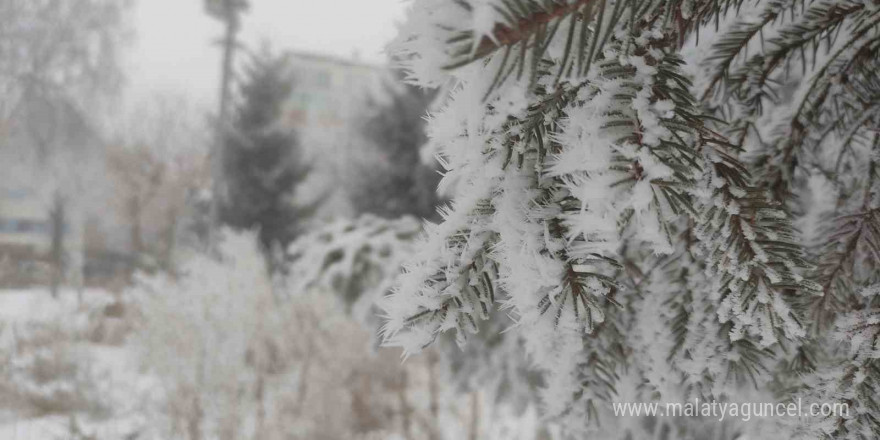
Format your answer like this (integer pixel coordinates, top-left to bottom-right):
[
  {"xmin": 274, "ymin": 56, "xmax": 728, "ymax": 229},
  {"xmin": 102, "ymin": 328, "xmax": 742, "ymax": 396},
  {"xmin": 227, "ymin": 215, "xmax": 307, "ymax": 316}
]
[
  {"xmin": 348, "ymin": 77, "xmax": 441, "ymax": 220},
  {"xmin": 380, "ymin": 0, "xmax": 880, "ymax": 438},
  {"xmin": 286, "ymin": 214, "xmax": 422, "ymax": 320},
  {"xmin": 219, "ymin": 51, "xmax": 315, "ymax": 258}
]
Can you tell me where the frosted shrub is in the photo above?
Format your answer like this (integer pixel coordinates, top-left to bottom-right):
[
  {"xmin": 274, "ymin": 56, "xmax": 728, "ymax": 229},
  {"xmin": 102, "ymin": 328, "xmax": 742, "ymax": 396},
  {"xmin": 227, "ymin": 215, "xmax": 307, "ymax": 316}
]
[
  {"xmin": 133, "ymin": 231, "xmax": 285, "ymax": 439},
  {"xmin": 133, "ymin": 230, "xmax": 481, "ymax": 440},
  {"xmin": 0, "ymin": 291, "xmax": 118, "ymax": 417},
  {"xmin": 285, "ymin": 214, "xmax": 422, "ymax": 324}
]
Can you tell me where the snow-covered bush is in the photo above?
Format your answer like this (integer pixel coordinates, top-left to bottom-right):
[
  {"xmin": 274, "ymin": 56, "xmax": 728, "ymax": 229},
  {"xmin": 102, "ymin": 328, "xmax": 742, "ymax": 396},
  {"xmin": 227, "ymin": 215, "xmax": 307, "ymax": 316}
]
[
  {"xmin": 0, "ymin": 290, "xmax": 118, "ymax": 417},
  {"xmin": 135, "ymin": 230, "xmax": 529, "ymax": 440},
  {"xmin": 132, "ymin": 231, "xmax": 284, "ymax": 439},
  {"xmin": 285, "ymin": 214, "xmax": 421, "ymax": 323}
]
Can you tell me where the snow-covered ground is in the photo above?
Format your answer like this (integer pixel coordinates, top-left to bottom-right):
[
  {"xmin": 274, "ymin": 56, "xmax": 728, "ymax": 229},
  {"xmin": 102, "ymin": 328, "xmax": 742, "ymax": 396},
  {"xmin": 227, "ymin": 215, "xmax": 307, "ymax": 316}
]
[
  {"xmin": 0, "ymin": 288, "xmax": 114, "ymax": 323},
  {"xmin": 0, "ymin": 282, "xmax": 545, "ymax": 440},
  {"xmin": 0, "ymin": 288, "xmax": 148, "ymax": 440},
  {"xmin": 0, "ymin": 413, "xmax": 145, "ymax": 440}
]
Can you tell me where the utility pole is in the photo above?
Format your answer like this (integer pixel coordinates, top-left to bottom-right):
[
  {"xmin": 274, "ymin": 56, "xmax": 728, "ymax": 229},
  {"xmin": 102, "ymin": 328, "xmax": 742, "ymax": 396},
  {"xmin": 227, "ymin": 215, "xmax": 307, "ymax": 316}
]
[{"xmin": 204, "ymin": 0, "xmax": 249, "ymax": 234}]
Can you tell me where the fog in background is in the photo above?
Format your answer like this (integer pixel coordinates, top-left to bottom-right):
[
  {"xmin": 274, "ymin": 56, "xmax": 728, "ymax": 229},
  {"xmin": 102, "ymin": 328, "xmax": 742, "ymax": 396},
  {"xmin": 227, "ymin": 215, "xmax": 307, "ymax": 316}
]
[
  {"xmin": 129, "ymin": 0, "xmax": 406, "ymax": 106},
  {"xmin": 0, "ymin": 1, "xmax": 543, "ymax": 439}
]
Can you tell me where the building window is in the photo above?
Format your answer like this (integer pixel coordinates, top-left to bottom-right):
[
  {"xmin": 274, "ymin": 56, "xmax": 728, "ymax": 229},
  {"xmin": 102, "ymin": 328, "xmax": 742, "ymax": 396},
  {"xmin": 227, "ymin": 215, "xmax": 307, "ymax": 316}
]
[
  {"xmin": 2, "ymin": 188, "xmax": 32, "ymax": 199},
  {"xmin": 315, "ymin": 71, "xmax": 331, "ymax": 88},
  {"xmin": 0, "ymin": 218, "xmax": 17, "ymax": 233},
  {"xmin": 0, "ymin": 218, "xmax": 50, "ymax": 235}
]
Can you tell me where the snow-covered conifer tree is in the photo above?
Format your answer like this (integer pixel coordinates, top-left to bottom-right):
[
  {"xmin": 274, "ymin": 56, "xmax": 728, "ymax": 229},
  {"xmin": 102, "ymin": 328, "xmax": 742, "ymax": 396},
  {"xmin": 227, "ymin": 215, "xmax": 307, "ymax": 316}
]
[
  {"xmin": 285, "ymin": 214, "xmax": 423, "ymax": 323},
  {"xmin": 219, "ymin": 50, "xmax": 317, "ymax": 260},
  {"xmin": 348, "ymin": 78, "xmax": 443, "ymax": 220},
  {"xmin": 382, "ymin": 0, "xmax": 879, "ymax": 437}
]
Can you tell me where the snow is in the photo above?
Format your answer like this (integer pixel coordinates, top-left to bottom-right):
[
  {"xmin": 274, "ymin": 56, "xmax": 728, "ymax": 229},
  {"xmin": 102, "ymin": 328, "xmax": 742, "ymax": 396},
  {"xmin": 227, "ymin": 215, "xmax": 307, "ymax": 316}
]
[
  {"xmin": 0, "ymin": 288, "xmax": 147, "ymax": 439},
  {"xmin": 0, "ymin": 414, "xmax": 143, "ymax": 440},
  {"xmin": 0, "ymin": 227, "xmax": 549, "ymax": 440},
  {"xmin": 1, "ymin": 0, "xmax": 876, "ymax": 436},
  {"xmin": 0, "ymin": 289, "xmax": 113, "ymax": 324}
]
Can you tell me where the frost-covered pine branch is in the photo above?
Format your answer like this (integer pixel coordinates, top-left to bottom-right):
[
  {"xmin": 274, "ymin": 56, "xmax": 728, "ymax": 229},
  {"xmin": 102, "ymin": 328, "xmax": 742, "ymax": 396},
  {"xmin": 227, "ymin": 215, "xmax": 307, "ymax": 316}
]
[
  {"xmin": 284, "ymin": 215, "xmax": 422, "ymax": 324},
  {"xmin": 380, "ymin": 0, "xmax": 826, "ymax": 434},
  {"xmin": 380, "ymin": 0, "xmax": 878, "ymax": 436}
]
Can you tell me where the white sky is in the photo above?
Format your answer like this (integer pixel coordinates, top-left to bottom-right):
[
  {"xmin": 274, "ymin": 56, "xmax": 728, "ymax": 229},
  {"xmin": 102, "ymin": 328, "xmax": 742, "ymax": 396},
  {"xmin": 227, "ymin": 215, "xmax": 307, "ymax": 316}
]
[{"xmin": 126, "ymin": 0, "xmax": 409, "ymax": 109}]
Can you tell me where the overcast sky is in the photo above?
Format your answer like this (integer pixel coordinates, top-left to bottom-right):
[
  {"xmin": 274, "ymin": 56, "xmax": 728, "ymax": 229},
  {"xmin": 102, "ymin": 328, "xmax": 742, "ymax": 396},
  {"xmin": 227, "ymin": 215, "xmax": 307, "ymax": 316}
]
[{"xmin": 127, "ymin": 0, "xmax": 408, "ymax": 108}]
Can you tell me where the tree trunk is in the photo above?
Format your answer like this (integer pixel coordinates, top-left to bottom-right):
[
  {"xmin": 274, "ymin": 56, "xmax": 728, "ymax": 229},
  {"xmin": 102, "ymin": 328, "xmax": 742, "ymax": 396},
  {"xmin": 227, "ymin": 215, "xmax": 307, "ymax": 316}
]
[
  {"xmin": 163, "ymin": 206, "xmax": 178, "ymax": 272},
  {"xmin": 468, "ymin": 391, "xmax": 480, "ymax": 440},
  {"xmin": 428, "ymin": 350, "xmax": 439, "ymax": 418},
  {"xmin": 188, "ymin": 349, "xmax": 206, "ymax": 440},
  {"xmin": 398, "ymin": 369, "xmax": 412, "ymax": 439},
  {"xmin": 294, "ymin": 340, "xmax": 314, "ymax": 415},
  {"xmin": 254, "ymin": 373, "xmax": 266, "ymax": 440},
  {"xmin": 49, "ymin": 193, "xmax": 65, "ymax": 298},
  {"xmin": 426, "ymin": 350, "xmax": 441, "ymax": 440},
  {"xmin": 129, "ymin": 195, "xmax": 143, "ymax": 256}
]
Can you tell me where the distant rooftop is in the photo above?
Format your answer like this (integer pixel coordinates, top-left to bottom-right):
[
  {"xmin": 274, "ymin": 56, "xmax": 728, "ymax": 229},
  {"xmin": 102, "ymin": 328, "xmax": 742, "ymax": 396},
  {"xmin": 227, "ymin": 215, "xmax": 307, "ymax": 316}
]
[{"xmin": 285, "ymin": 50, "xmax": 387, "ymax": 70}]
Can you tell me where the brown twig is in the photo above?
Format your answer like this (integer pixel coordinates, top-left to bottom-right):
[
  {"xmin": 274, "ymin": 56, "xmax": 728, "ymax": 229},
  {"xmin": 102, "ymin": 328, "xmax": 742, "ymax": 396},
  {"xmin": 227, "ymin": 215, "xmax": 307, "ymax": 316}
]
[{"xmin": 472, "ymin": 0, "xmax": 593, "ymax": 60}]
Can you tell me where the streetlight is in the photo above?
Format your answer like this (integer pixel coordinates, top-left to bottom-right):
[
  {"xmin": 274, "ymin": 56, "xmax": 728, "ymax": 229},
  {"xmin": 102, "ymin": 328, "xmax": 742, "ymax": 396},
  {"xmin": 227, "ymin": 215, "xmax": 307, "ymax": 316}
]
[
  {"xmin": 204, "ymin": 0, "xmax": 249, "ymax": 122},
  {"xmin": 204, "ymin": 0, "xmax": 249, "ymax": 21},
  {"xmin": 204, "ymin": 0, "xmax": 249, "ymax": 233}
]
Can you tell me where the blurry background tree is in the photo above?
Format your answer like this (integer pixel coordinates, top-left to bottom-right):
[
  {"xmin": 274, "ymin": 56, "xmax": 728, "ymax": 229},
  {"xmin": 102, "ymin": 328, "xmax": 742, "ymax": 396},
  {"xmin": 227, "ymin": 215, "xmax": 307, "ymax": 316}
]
[
  {"xmin": 219, "ymin": 50, "xmax": 317, "ymax": 265},
  {"xmin": 107, "ymin": 141, "xmax": 165, "ymax": 271},
  {"xmin": 106, "ymin": 94, "xmax": 211, "ymax": 277},
  {"xmin": 0, "ymin": 0, "xmax": 129, "ymax": 108},
  {"xmin": 0, "ymin": 0, "xmax": 132, "ymax": 295},
  {"xmin": 348, "ymin": 78, "xmax": 441, "ymax": 220}
]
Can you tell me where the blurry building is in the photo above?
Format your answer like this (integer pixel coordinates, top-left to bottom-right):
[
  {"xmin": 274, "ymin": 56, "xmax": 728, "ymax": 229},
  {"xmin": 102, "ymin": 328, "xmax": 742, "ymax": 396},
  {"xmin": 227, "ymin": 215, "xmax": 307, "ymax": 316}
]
[
  {"xmin": 0, "ymin": 185, "xmax": 84, "ymax": 286},
  {"xmin": 282, "ymin": 51, "xmax": 391, "ymax": 219},
  {"xmin": 0, "ymin": 187, "xmax": 51, "ymax": 252},
  {"xmin": 284, "ymin": 51, "xmax": 387, "ymax": 130}
]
